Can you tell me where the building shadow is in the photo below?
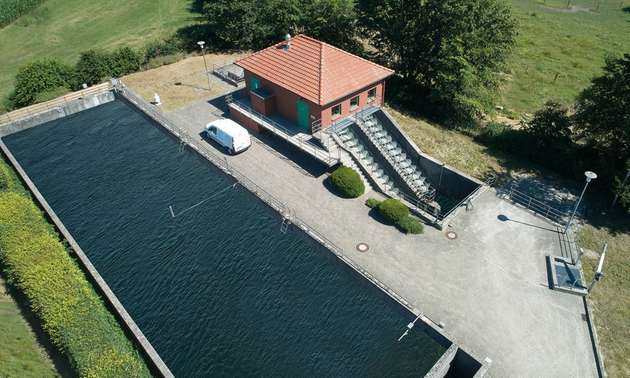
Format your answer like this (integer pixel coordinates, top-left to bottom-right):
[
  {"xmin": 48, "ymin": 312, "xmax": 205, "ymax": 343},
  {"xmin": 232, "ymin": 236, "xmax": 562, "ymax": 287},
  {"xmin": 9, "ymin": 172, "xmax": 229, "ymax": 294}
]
[{"xmin": 254, "ymin": 131, "xmax": 329, "ymax": 177}]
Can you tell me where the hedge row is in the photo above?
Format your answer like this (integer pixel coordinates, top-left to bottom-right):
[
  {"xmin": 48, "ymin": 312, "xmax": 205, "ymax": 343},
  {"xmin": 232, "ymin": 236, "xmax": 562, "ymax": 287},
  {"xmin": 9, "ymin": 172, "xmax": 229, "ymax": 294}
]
[
  {"xmin": 8, "ymin": 37, "xmax": 185, "ymax": 109},
  {"xmin": 0, "ymin": 0, "xmax": 45, "ymax": 27},
  {"xmin": 0, "ymin": 182, "xmax": 150, "ymax": 377},
  {"xmin": 366, "ymin": 198, "xmax": 424, "ymax": 234}
]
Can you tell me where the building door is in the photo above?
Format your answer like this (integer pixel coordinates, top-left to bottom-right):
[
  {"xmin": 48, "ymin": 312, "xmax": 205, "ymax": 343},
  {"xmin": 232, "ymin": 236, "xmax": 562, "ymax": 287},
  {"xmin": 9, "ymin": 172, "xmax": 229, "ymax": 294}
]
[
  {"xmin": 296, "ymin": 99, "xmax": 309, "ymax": 132},
  {"xmin": 250, "ymin": 76, "xmax": 260, "ymax": 90}
]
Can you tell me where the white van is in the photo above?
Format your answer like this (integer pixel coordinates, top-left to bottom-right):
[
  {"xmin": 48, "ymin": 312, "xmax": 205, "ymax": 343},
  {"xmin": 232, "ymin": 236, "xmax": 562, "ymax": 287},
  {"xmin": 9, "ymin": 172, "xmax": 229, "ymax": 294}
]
[{"xmin": 204, "ymin": 118, "xmax": 251, "ymax": 154}]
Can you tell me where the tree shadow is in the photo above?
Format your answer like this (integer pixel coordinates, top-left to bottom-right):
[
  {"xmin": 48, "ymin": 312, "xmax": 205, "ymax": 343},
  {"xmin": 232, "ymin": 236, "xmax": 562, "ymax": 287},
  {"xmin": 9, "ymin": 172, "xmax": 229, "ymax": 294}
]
[
  {"xmin": 0, "ymin": 269, "xmax": 75, "ymax": 377},
  {"xmin": 623, "ymin": 6, "xmax": 630, "ymax": 13}
]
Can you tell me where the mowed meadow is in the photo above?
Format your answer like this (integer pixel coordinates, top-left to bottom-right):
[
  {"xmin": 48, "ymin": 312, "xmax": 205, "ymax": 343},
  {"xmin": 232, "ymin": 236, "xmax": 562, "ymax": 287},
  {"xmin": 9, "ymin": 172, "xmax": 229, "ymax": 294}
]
[
  {"xmin": 503, "ymin": 0, "xmax": 630, "ymax": 114},
  {"xmin": 0, "ymin": 0, "xmax": 195, "ymax": 106}
]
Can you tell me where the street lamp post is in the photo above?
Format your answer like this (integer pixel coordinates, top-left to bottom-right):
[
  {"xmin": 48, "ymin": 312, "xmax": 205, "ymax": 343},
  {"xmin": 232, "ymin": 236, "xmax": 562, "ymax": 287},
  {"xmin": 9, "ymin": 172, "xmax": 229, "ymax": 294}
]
[
  {"xmin": 197, "ymin": 40, "xmax": 211, "ymax": 91},
  {"xmin": 564, "ymin": 171, "xmax": 597, "ymax": 234}
]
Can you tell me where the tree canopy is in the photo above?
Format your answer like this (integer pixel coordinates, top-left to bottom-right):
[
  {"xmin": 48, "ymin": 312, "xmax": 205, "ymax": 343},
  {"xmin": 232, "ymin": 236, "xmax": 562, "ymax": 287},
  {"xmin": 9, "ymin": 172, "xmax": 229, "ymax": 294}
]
[
  {"xmin": 202, "ymin": 0, "xmax": 357, "ymax": 51},
  {"xmin": 9, "ymin": 59, "xmax": 75, "ymax": 108},
  {"xmin": 357, "ymin": 0, "xmax": 517, "ymax": 125},
  {"xmin": 574, "ymin": 54, "xmax": 630, "ymax": 162}
]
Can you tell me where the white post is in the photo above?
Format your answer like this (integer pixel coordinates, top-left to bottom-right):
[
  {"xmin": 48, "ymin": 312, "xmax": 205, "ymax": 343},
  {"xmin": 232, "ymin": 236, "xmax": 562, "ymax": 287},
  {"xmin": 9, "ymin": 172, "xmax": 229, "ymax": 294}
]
[{"xmin": 588, "ymin": 243, "xmax": 607, "ymax": 294}]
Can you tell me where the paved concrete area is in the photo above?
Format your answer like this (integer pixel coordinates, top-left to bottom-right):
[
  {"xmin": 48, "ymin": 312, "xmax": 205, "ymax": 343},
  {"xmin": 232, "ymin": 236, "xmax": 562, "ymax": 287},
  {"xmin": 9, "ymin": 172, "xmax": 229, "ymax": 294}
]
[{"xmin": 167, "ymin": 97, "xmax": 598, "ymax": 377}]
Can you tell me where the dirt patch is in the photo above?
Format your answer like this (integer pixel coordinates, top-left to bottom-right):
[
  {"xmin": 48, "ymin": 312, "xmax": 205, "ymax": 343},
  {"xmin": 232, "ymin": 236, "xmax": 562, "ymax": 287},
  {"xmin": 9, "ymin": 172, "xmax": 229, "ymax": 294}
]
[{"xmin": 122, "ymin": 53, "xmax": 248, "ymax": 112}]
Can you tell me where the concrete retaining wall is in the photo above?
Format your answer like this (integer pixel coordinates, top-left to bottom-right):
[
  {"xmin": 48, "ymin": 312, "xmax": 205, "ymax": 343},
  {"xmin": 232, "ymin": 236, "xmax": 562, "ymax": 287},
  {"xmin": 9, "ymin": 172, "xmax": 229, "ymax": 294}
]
[
  {"xmin": 374, "ymin": 109, "xmax": 482, "ymax": 201},
  {"xmin": 0, "ymin": 92, "xmax": 114, "ymax": 137}
]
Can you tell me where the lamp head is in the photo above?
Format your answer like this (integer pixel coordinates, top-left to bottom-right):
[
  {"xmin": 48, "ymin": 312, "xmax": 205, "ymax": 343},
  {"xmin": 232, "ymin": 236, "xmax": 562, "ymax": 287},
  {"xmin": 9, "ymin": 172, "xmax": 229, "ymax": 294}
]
[
  {"xmin": 197, "ymin": 41, "xmax": 205, "ymax": 48},
  {"xmin": 584, "ymin": 171, "xmax": 597, "ymax": 182}
]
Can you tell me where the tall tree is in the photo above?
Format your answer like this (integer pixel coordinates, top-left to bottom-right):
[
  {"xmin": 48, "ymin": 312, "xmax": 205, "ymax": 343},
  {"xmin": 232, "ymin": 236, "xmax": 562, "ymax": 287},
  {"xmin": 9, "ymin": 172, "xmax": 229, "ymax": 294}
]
[
  {"xmin": 574, "ymin": 54, "xmax": 630, "ymax": 163},
  {"xmin": 358, "ymin": 0, "xmax": 517, "ymax": 125},
  {"xmin": 202, "ymin": 0, "xmax": 356, "ymax": 51}
]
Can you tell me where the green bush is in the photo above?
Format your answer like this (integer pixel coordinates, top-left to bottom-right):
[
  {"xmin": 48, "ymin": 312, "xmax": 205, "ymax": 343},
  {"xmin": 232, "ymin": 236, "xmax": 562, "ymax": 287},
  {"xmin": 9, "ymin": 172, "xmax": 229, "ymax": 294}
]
[
  {"xmin": 330, "ymin": 166, "xmax": 365, "ymax": 198},
  {"xmin": 144, "ymin": 36, "xmax": 184, "ymax": 61},
  {"xmin": 9, "ymin": 59, "xmax": 74, "ymax": 108},
  {"xmin": 0, "ymin": 0, "xmax": 45, "ymax": 27},
  {"xmin": 365, "ymin": 198, "xmax": 381, "ymax": 208},
  {"xmin": 377, "ymin": 198, "xmax": 409, "ymax": 224},
  {"xmin": 397, "ymin": 216, "xmax": 424, "ymax": 234},
  {"xmin": 74, "ymin": 50, "xmax": 112, "ymax": 87},
  {"xmin": 0, "ymin": 164, "xmax": 9, "ymax": 191},
  {"xmin": 0, "ymin": 191, "xmax": 150, "ymax": 377},
  {"xmin": 34, "ymin": 86, "xmax": 69, "ymax": 103},
  {"xmin": 109, "ymin": 47, "xmax": 143, "ymax": 77},
  {"xmin": 144, "ymin": 53, "xmax": 184, "ymax": 70}
]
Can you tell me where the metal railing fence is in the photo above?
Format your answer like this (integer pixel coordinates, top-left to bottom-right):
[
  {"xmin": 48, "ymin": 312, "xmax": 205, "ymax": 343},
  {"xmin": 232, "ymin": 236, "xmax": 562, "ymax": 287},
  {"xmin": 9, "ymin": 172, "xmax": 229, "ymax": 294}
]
[
  {"xmin": 503, "ymin": 185, "xmax": 569, "ymax": 226},
  {"xmin": 227, "ymin": 98, "xmax": 338, "ymax": 165}
]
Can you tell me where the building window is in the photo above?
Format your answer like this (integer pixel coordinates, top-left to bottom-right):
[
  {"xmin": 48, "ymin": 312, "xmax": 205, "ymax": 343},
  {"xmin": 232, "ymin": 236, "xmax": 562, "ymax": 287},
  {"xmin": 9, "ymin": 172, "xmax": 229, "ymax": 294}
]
[
  {"xmin": 367, "ymin": 87, "xmax": 377, "ymax": 102},
  {"xmin": 350, "ymin": 96, "xmax": 360, "ymax": 109},
  {"xmin": 331, "ymin": 104, "xmax": 342, "ymax": 118}
]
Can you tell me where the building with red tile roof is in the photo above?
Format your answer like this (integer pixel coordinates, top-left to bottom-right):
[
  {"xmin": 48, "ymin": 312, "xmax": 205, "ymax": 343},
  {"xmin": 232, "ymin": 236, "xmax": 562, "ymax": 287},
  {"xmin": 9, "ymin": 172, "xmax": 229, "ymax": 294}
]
[
  {"xmin": 236, "ymin": 34, "xmax": 394, "ymax": 106},
  {"xmin": 229, "ymin": 35, "xmax": 394, "ymax": 136}
]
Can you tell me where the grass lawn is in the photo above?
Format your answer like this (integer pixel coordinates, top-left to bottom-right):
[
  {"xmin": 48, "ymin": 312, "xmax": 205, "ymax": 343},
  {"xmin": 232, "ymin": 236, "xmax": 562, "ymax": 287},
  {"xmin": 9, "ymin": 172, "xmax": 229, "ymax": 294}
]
[
  {"xmin": 579, "ymin": 216, "xmax": 630, "ymax": 378},
  {"xmin": 502, "ymin": 0, "xmax": 630, "ymax": 114},
  {"xmin": 0, "ymin": 276, "xmax": 57, "ymax": 378},
  {"xmin": 0, "ymin": 0, "xmax": 195, "ymax": 108}
]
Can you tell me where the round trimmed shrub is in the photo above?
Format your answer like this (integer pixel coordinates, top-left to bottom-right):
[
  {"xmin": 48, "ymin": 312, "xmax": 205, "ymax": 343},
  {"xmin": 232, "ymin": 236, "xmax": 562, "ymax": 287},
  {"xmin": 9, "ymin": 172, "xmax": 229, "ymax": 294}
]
[
  {"xmin": 397, "ymin": 216, "xmax": 424, "ymax": 234},
  {"xmin": 377, "ymin": 198, "xmax": 409, "ymax": 224},
  {"xmin": 330, "ymin": 166, "xmax": 364, "ymax": 198}
]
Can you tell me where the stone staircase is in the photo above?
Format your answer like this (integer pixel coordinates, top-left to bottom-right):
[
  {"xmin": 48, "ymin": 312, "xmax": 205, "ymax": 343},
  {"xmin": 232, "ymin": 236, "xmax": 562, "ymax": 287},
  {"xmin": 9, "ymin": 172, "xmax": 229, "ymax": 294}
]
[{"xmin": 354, "ymin": 113, "xmax": 436, "ymax": 201}]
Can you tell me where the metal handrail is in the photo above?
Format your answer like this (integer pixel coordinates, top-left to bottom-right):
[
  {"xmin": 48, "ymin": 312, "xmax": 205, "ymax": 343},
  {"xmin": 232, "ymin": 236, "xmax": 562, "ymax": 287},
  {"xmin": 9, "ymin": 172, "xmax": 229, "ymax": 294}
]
[
  {"xmin": 504, "ymin": 185, "xmax": 569, "ymax": 226},
  {"xmin": 228, "ymin": 99, "xmax": 336, "ymax": 165},
  {"xmin": 353, "ymin": 114, "xmax": 437, "ymax": 201}
]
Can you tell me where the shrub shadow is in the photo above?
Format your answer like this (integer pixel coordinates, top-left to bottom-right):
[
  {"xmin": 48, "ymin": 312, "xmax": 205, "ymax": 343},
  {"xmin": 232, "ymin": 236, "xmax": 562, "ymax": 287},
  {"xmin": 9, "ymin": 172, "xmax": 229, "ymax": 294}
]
[{"xmin": 0, "ymin": 269, "xmax": 75, "ymax": 377}]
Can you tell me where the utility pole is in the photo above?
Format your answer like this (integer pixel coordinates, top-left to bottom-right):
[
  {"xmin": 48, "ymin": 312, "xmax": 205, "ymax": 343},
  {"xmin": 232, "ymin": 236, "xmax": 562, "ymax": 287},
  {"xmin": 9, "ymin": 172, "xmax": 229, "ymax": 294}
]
[{"xmin": 197, "ymin": 41, "xmax": 211, "ymax": 91}]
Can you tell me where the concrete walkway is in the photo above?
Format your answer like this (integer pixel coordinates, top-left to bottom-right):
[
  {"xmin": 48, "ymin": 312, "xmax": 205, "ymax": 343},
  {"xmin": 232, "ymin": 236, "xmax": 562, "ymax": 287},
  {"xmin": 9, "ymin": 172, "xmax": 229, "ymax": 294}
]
[{"xmin": 167, "ymin": 98, "xmax": 597, "ymax": 377}]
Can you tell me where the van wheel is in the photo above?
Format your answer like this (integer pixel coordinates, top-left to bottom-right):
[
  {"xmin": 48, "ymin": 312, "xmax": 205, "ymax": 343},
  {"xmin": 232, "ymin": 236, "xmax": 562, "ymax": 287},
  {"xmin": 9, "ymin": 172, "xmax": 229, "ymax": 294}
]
[{"xmin": 224, "ymin": 146, "xmax": 232, "ymax": 154}]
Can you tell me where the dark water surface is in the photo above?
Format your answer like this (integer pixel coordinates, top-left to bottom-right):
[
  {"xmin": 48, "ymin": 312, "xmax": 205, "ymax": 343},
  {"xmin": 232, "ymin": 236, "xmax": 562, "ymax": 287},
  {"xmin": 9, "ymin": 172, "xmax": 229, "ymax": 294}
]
[{"xmin": 4, "ymin": 100, "xmax": 446, "ymax": 377}]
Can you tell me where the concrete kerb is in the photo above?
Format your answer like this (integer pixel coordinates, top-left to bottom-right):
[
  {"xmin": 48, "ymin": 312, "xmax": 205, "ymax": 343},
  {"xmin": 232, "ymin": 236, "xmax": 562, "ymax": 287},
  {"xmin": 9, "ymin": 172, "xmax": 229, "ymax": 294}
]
[
  {"xmin": 0, "ymin": 139, "xmax": 174, "ymax": 378},
  {"xmin": 583, "ymin": 296, "xmax": 607, "ymax": 378},
  {"xmin": 115, "ymin": 85, "xmax": 488, "ymax": 377}
]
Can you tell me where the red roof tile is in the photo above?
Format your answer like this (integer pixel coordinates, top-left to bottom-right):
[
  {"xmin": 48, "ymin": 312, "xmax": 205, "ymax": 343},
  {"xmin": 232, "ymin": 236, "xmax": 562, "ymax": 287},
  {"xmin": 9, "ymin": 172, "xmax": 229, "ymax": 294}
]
[{"xmin": 235, "ymin": 35, "xmax": 394, "ymax": 106}]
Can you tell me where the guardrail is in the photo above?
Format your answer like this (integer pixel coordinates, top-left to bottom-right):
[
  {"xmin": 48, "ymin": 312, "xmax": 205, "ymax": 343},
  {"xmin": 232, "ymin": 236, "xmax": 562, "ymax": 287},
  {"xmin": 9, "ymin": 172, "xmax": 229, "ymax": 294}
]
[
  {"xmin": 0, "ymin": 83, "xmax": 113, "ymax": 126},
  {"xmin": 228, "ymin": 98, "xmax": 338, "ymax": 166},
  {"xmin": 503, "ymin": 185, "xmax": 569, "ymax": 226}
]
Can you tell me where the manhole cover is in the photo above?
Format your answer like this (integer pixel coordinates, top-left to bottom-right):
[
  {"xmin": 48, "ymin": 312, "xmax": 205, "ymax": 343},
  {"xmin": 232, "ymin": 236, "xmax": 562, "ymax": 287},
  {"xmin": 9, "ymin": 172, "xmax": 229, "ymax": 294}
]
[
  {"xmin": 446, "ymin": 231, "xmax": 457, "ymax": 240},
  {"xmin": 356, "ymin": 243, "xmax": 370, "ymax": 252}
]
